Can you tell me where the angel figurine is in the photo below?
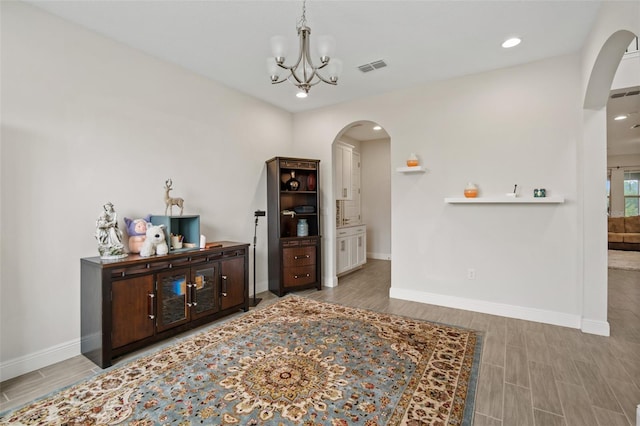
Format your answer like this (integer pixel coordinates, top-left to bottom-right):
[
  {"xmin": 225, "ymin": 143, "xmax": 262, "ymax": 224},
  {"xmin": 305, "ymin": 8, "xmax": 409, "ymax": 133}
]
[{"xmin": 95, "ymin": 202, "xmax": 127, "ymax": 259}]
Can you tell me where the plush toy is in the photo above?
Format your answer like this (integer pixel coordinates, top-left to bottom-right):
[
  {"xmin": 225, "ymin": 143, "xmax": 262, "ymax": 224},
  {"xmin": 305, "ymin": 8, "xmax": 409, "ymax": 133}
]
[
  {"xmin": 124, "ymin": 215, "xmax": 151, "ymax": 254},
  {"xmin": 139, "ymin": 224, "xmax": 169, "ymax": 257}
]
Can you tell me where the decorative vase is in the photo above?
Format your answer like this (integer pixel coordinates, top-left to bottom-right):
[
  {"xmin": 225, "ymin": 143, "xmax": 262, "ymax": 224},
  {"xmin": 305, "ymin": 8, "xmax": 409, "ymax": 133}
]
[
  {"xmin": 406, "ymin": 153, "xmax": 419, "ymax": 167},
  {"xmin": 286, "ymin": 171, "xmax": 300, "ymax": 191},
  {"xmin": 307, "ymin": 173, "xmax": 316, "ymax": 191},
  {"xmin": 464, "ymin": 182, "xmax": 478, "ymax": 198},
  {"xmin": 297, "ymin": 219, "xmax": 309, "ymax": 237}
]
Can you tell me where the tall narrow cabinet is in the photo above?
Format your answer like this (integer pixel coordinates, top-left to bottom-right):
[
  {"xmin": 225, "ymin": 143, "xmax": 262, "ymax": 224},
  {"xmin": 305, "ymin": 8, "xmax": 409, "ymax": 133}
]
[{"xmin": 266, "ymin": 157, "xmax": 322, "ymax": 296}]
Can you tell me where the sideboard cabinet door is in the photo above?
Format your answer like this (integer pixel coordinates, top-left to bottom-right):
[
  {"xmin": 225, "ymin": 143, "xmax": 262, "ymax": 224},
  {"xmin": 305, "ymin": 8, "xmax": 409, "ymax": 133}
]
[
  {"xmin": 156, "ymin": 267, "xmax": 191, "ymax": 332},
  {"xmin": 111, "ymin": 275, "xmax": 155, "ymax": 349},
  {"xmin": 220, "ymin": 256, "xmax": 246, "ymax": 311}
]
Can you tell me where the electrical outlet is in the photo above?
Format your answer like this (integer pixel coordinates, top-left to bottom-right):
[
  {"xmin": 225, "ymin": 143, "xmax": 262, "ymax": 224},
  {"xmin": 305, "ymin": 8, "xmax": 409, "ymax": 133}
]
[{"xmin": 467, "ymin": 268, "xmax": 476, "ymax": 280}]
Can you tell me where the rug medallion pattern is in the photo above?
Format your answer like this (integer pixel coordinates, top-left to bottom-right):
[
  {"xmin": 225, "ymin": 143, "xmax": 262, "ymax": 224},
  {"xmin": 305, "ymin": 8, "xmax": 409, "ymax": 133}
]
[{"xmin": 0, "ymin": 296, "xmax": 482, "ymax": 425}]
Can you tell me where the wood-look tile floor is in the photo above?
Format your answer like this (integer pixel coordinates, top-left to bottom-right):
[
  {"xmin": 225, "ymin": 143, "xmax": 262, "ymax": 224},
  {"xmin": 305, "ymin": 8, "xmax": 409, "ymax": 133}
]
[{"xmin": 1, "ymin": 260, "xmax": 639, "ymax": 426}]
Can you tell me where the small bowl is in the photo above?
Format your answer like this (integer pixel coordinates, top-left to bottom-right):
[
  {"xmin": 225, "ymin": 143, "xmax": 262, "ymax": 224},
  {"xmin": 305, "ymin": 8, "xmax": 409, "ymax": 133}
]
[
  {"xmin": 505, "ymin": 193, "xmax": 518, "ymax": 198},
  {"xmin": 183, "ymin": 243, "xmax": 196, "ymax": 248}
]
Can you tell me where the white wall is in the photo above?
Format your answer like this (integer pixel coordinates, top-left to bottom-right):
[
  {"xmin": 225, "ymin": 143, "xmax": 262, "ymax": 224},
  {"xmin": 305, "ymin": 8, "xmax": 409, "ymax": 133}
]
[
  {"xmin": 579, "ymin": 0, "xmax": 639, "ymax": 335},
  {"xmin": 360, "ymin": 138, "xmax": 391, "ymax": 259},
  {"xmin": 294, "ymin": 54, "xmax": 583, "ymax": 328},
  {"xmin": 0, "ymin": 2, "xmax": 292, "ymax": 380},
  {"xmin": 611, "ymin": 51, "xmax": 640, "ymax": 90}
]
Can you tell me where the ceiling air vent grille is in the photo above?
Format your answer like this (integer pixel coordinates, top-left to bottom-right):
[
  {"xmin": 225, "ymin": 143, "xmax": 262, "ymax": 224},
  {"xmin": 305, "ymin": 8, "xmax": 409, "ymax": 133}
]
[
  {"xmin": 611, "ymin": 89, "xmax": 640, "ymax": 98},
  {"xmin": 358, "ymin": 59, "xmax": 387, "ymax": 73}
]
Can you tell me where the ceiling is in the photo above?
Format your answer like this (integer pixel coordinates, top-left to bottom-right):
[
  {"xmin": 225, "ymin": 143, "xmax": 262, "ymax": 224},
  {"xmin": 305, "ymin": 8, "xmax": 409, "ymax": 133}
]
[
  {"xmin": 607, "ymin": 87, "xmax": 640, "ymax": 156},
  {"xmin": 25, "ymin": 1, "xmax": 637, "ymax": 151}
]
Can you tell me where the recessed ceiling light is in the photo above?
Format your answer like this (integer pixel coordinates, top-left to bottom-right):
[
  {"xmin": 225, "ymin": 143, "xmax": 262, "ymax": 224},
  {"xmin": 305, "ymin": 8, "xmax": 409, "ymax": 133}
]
[
  {"xmin": 614, "ymin": 115, "xmax": 628, "ymax": 120},
  {"xmin": 502, "ymin": 37, "xmax": 521, "ymax": 48},
  {"xmin": 373, "ymin": 125, "xmax": 382, "ymax": 131}
]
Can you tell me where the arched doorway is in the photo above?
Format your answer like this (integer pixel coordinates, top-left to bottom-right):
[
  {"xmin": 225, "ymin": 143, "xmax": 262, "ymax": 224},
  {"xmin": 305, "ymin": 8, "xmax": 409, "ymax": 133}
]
[
  {"xmin": 331, "ymin": 121, "xmax": 391, "ymax": 286},
  {"xmin": 582, "ymin": 30, "xmax": 637, "ymax": 336}
]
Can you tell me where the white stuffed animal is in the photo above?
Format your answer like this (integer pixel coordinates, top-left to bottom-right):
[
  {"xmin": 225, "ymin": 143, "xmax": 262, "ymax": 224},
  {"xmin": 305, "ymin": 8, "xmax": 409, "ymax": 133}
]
[{"xmin": 139, "ymin": 223, "xmax": 169, "ymax": 257}]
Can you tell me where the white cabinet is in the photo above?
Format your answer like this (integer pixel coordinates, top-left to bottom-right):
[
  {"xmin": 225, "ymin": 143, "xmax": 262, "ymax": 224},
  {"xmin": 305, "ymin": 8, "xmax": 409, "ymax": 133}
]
[
  {"xmin": 334, "ymin": 142, "xmax": 353, "ymax": 200},
  {"xmin": 336, "ymin": 225, "xmax": 366, "ymax": 276},
  {"xmin": 342, "ymin": 151, "xmax": 361, "ymax": 226}
]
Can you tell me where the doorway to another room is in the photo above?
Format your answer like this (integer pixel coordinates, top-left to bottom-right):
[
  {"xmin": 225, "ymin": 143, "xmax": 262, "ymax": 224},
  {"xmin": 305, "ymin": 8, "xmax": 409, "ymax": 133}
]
[{"xmin": 332, "ymin": 121, "xmax": 391, "ymax": 285}]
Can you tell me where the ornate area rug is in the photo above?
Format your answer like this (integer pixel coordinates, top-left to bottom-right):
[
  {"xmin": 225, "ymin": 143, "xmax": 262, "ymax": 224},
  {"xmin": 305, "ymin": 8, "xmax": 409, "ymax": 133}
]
[{"xmin": 0, "ymin": 296, "xmax": 483, "ymax": 425}]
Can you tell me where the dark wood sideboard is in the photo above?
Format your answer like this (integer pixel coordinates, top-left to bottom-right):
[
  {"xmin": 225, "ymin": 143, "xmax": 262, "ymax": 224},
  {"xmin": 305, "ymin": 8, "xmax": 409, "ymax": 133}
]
[{"xmin": 81, "ymin": 241, "xmax": 249, "ymax": 368}]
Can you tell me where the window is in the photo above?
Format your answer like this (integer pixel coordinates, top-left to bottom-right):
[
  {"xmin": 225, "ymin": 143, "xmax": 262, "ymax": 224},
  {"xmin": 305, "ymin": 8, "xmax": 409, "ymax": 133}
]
[{"xmin": 624, "ymin": 170, "xmax": 640, "ymax": 216}]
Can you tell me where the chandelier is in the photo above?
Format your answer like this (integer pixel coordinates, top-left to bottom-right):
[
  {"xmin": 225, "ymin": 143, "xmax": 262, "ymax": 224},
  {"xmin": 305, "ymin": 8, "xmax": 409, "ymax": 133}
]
[{"xmin": 267, "ymin": 0, "xmax": 342, "ymax": 98}]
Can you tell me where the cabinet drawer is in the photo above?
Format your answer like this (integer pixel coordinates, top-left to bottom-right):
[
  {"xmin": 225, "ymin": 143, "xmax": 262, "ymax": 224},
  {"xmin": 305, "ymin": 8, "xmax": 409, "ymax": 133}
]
[
  {"xmin": 283, "ymin": 266, "xmax": 316, "ymax": 287},
  {"xmin": 336, "ymin": 225, "xmax": 366, "ymax": 238},
  {"xmin": 280, "ymin": 160, "xmax": 317, "ymax": 170},
  {"xmin": 283, "ymin": 246, "xmax": 316, "ymax": 267}
]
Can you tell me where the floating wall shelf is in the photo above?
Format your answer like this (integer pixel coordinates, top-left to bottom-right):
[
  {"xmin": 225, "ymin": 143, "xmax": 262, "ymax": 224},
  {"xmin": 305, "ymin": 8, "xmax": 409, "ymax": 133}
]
[
  {"xmin": 445, "ymin": 196, "xmax": 565, "ymax": 204},
  {"xmin": 396, "ymin": 166, "xmax": 427, "ymax": 173}
]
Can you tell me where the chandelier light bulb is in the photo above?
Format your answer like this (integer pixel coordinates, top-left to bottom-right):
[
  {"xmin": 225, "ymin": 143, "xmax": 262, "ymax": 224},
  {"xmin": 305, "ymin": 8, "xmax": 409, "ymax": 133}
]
[
  {"xmin": 270, "ymin": 35, "xmax": 288, "ymax": 62},
  {"xmin": 266, "ymin": 58, "xmax": 281, "ymax": 81},
  {"xmin": 327, "ymin": 58, "xmax": 343, "ymax": 81},
  {"xmin": 316, "ymin": 35, "xmax": 336, "ymax": 62},
  {"xmin": 296, "ymin": 90, "xmax": 308, "ymax": 98}
]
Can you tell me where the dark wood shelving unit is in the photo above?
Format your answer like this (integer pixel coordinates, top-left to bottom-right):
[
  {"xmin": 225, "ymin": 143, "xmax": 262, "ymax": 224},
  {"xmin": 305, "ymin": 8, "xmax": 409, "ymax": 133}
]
[{"xmin": 266, "ymin": 157, "xmax": 322, "ymax": 296}]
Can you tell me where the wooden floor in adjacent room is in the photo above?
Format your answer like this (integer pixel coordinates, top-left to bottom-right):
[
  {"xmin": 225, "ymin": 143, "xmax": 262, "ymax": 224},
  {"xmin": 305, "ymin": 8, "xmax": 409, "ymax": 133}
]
[{"xmin": 1, "ymin": 259, "xmax": 639, "ymax": 425}]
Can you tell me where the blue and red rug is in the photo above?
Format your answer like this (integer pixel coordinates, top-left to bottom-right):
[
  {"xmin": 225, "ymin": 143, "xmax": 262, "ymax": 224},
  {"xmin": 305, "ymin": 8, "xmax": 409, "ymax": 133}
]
[{"xmin": 1, "ymin": 296, "xmax": 483, "ymax": 425}]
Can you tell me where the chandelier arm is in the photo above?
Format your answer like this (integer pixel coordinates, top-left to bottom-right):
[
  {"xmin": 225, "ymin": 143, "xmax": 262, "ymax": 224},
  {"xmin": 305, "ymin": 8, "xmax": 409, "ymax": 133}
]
[
  {"xmin": 270, "ymin": 79, "xmax": 289, "ymax": 85},
  {"xmin": 313, "ymin": 73, "xmax": 338, "ymax": 85},
  {"xmin": 301, "ymin": 27, "xmax": 314, "ymax": 84},
  {"xmin": 276, "ymin": 63, "xmax": 296, "ymax": 71},
  {"xmin": 286, "ymin": 26, "xmax": 307, "ymax": 85}
]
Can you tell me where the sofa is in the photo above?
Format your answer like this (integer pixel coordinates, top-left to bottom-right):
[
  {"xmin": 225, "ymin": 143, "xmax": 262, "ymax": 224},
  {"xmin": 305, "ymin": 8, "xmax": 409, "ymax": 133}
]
[{"xmin": 608, "ymin": 215, "xmax": 640, "ymax": 251}]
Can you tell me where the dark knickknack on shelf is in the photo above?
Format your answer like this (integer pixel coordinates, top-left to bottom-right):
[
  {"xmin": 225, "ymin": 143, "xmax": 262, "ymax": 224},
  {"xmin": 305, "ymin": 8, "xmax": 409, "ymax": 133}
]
[{"xmin": 266, "ymin": 157, "xmax": 322, "ymax": 296}]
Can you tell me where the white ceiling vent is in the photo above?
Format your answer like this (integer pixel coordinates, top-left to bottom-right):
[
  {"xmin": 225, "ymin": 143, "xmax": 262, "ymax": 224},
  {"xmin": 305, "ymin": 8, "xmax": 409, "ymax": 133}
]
[{"xmin": 358, "ymin": 60, "xmax": 388, "ymax": 73}]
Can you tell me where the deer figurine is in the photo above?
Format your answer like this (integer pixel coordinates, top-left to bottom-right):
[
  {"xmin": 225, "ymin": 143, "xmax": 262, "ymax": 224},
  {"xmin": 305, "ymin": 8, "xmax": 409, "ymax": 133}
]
[{"xmin": 164, "ymin": 179, "xmax": 184, "ymax": 216}]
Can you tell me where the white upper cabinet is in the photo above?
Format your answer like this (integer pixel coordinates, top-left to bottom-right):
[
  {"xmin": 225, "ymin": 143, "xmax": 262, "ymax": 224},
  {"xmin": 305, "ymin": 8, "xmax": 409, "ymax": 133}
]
[{"xmin": 334, "ymin": 141, "xmax": 353, "ymax": 200}]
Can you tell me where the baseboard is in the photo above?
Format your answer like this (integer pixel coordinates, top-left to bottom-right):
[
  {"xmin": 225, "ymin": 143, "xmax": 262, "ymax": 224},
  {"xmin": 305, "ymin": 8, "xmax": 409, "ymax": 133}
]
[
  {"xmin": 367, "ymin": 252, "xmax": 391, "ymax": 260},
  {"xmin": 389, "ymin": 287, "xmax": 583, "ymax": 330},
  {"xmin": 325, "ymin": 276, "xmax": 338, "ymax": 288},
  {"xmin": 0, "ymin": 338, "xmax": 81, "ymax": 382},
  {"xmin": 580, "ymin": 318, "xmax": 610, "ymax": 336}
]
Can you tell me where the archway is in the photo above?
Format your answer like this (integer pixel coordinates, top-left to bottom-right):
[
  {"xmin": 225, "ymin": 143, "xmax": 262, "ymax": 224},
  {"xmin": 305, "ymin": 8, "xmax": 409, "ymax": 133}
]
[
  {"xmin": 330, "ymin": 121, "xmax": 391, "ymax": 287},
  {"xmin": 581, "ymin": 30, "xmax": 637, "ymax": 336}
]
